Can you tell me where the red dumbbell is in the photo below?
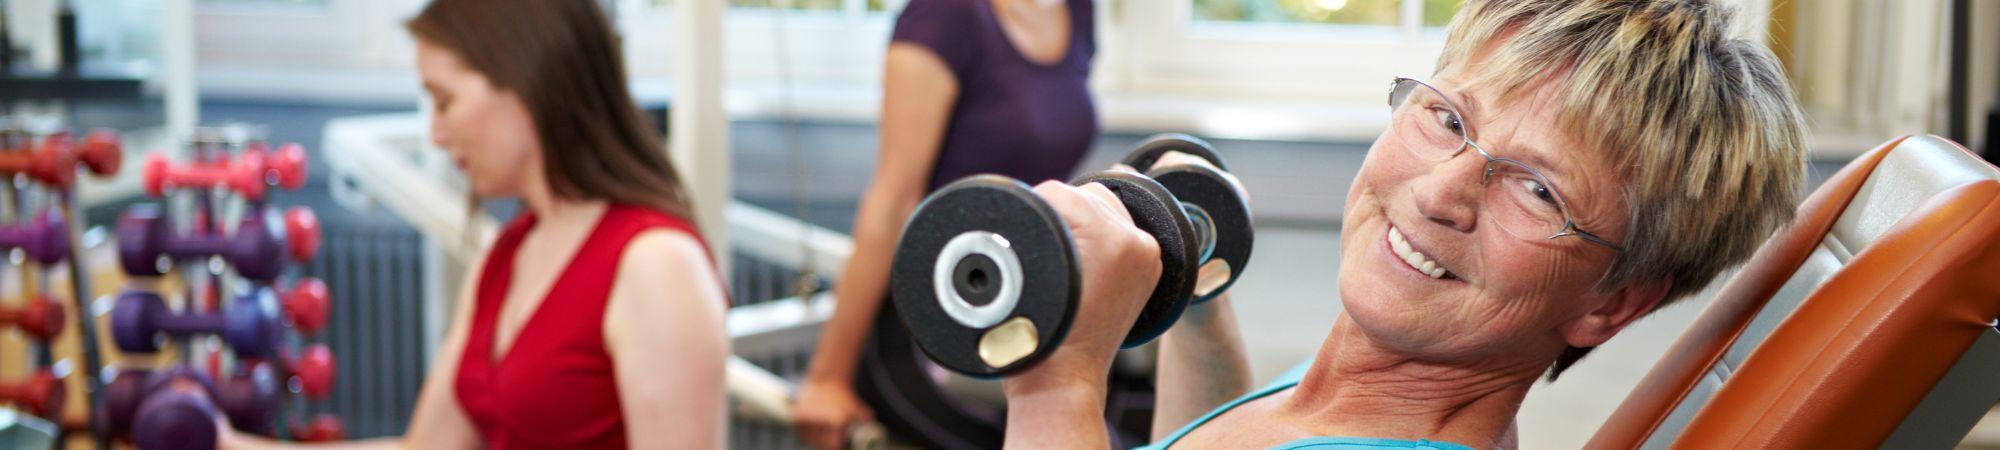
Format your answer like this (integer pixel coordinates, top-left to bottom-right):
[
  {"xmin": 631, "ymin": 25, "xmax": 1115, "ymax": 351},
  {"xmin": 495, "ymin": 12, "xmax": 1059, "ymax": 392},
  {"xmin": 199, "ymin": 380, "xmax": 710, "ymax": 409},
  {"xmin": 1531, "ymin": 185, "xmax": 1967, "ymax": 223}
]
[
  {"xmin": 273, "ymin": 344, "xmax": 336, "ymax": 399},
  {"xmin": 0, "ymin": 370, "xmax": 64, "ymax": 418},
  {"xmin": 285, "ymin": 206, "xmax": 321, "ymax": 263},
  {"xmin": 290, "ymin": 414, "xmax": 344, "ymax": 442},
  {"xmin": 0, "ymin": 130, "xmax": 121, "ymax": 188},
  {"xmin": 59, "ymin": 130, "xmax": 123, "ymax": 176},
  {"xmin": 0, "ymin": 138, "xmax": 79, "ymax": 185},
  {"xmin": 144, "ymin": 150, "xmax": 268, "ymax": 199},
  {"xmin": 280, "ymin": 277, "xmax": 330, "ymax": 335},
  {"xmin": 247, "ymin": 142, "xmax": 308, "ymax": 191},
  {"xmin": 0, "ymin": 296, "xmax": 64, "ymax": 342}
]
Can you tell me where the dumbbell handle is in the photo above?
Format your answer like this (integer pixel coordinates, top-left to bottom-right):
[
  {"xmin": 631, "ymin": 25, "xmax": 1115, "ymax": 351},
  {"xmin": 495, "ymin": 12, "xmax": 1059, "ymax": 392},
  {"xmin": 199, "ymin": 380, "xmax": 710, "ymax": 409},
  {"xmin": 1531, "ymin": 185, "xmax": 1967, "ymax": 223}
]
[
  {"xmin": 152, "ymin": 309, "xmax": 230, "ymax": 337},
  {"xmin": 164, "ymin": 235, "xmax": 250, "ymax": 263},
  {"xmin": 0, "ymin": 211, "xmax": 69, "ymax": 264},
  {"xmin": 1180, "ymin": 203, "xmax": 1219, "ymax": 264},
  {"xmin": 0, "ymin": 297, "xmax": 65, "ymax": 342}
]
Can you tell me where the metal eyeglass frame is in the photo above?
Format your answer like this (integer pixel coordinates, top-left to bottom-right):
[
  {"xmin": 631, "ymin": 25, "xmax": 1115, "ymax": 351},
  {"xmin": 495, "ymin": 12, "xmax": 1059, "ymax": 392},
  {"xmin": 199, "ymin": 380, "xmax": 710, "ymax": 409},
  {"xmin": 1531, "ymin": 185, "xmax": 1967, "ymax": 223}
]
[{"xmin": 1389, "ymin": 76, "xmax": 1624, "ymax": 252}]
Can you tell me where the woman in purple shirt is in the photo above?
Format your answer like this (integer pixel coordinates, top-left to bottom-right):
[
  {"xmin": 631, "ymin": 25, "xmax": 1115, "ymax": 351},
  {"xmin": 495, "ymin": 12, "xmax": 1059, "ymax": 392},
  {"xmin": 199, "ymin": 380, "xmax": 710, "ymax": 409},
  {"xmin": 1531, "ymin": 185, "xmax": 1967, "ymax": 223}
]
[{"xmin": 793, "ymin": 0, "xmax": 1098, "ymax": 448}]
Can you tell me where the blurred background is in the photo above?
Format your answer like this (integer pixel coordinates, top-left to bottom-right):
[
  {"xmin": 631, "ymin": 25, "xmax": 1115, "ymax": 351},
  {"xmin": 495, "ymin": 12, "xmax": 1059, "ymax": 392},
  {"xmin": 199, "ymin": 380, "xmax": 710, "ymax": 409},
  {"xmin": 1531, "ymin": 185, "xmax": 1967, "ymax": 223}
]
[{"xmin": 2, "ymin": 0, "xmax": 1998, "ymax": 448}]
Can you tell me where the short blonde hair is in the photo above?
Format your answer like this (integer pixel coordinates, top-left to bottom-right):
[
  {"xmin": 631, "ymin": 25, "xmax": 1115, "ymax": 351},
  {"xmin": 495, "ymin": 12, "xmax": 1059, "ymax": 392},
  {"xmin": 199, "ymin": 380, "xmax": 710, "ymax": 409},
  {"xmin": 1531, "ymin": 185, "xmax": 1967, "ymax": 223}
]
[{"xmin": 1437, "ymin": 0, "xmax": 1808, "ymax": 378}]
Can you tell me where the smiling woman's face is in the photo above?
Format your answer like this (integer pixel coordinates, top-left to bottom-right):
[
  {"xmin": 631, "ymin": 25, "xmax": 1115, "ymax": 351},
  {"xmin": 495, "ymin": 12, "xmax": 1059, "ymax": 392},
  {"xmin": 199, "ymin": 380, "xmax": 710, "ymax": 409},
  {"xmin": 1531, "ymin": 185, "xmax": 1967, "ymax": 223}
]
[{"xmin": 1338, "ymin": 67, "xmax": 1638, "ymax": 365}]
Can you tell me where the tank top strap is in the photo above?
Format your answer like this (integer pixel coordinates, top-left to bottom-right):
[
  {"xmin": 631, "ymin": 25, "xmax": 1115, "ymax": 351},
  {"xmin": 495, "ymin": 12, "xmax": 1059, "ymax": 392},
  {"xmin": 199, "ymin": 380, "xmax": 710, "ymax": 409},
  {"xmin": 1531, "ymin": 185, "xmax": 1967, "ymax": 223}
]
[{"xmin": 570, "ymin": 204, "xmax": 728, "ymax": 307}]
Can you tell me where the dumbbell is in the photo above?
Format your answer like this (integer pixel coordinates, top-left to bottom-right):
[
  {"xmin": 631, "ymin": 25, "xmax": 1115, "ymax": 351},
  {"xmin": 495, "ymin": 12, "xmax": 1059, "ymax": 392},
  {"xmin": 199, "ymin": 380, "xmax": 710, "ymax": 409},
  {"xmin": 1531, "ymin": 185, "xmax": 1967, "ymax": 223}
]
[
  {"xmin": 144, "ymin": 150, "xmax": 264, "ymax": 200},
  {"xmin": 216, "ymin": 363, "xmax": 281, "ymax": 436},
  {"xmin": 246, "ymin": 142, "xmax": 309, "ymax": 192},
  {"xmin": 278, "ymin": 278, "xmax": 330, "ymax": 335},
  {"xmin": 51, "ymin": 130, "xmax": 124, "ymax": 176},
  {"xmin": 0, "ymin": 370, "xmax": 63, "ymax": 418},
  {"xmin": 111, "ymin": 290, "xmax": 281, "ymax": 358},
  {"xmin": 0, "ymin": 208, "xmax": 70, "ymax": 265},
  {"xmin": 1119, "ymin": 134, "xmax": 1253, "ymax": 303},
  {"xmin": 892, "ymin": 135, "xmax": 1255, "ymax": 377},
  {"xmin": 290, "ymin": 414, "xmax": 345, "ymax": 442},
  {"xmin": 889, "ymin": 173, "xmax": 1237, "ymax": 376},
  {"xmin": 144, "ymin": 142, "xmax": 307, "ymax": 200},
  {"xmin": 0, "ymin": 130, "xmax": 121, "ymax": 187},
  {"xmin": 100, "ymin": 367, "xmax": 223, "ymax": 450},
  {"xmin": 0, "ymin": 296, "xmax": 65, "ymax": 342},
  {"xmin": 270, "ymin": 343, "xmax": 336, "ymax": 399},
  {"xmin": 117, "ymin": 204, "xmax": 321, "ymax": 281}
]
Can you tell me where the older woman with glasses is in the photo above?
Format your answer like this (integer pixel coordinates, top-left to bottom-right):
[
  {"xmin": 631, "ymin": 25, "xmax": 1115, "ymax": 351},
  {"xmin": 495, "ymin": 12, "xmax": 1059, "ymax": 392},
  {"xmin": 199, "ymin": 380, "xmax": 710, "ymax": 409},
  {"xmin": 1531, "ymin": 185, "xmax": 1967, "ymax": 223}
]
[{"xmin": 983, "ymin": 0, "xmax": 1810, "ymax": 448}]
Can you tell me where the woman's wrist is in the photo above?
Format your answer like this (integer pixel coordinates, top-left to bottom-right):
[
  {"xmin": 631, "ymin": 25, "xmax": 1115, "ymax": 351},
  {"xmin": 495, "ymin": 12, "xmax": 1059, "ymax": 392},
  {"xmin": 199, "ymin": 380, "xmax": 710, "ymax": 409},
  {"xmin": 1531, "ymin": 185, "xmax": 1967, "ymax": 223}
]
[
  {"xmin": 803, "ymin": 340, "xmax": 860, "ymax": 385},
  {"xmin": 1001, "ymin": 378, "xmax": 1110, "ymax": 449}
]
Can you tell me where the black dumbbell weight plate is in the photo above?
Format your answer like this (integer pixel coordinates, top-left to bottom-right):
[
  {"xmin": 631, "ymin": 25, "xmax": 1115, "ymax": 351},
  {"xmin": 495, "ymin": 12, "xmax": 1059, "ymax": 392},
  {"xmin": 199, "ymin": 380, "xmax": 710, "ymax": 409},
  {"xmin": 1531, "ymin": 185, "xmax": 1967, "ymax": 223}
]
[
  {"xmin": 1148, "ymin": 165, "xmax": 1253, "ymax": 303},
  {"xmin": 891, "ymin": 176, "xmax": 1079, "ymax": 377},
  {"xmin": 1070, "ymin": 171, "xmax": 1197, "ymax": 349},
  {"xmin": 1123, "ymin": 133, "xmax": 1228, "ymax": 172}
]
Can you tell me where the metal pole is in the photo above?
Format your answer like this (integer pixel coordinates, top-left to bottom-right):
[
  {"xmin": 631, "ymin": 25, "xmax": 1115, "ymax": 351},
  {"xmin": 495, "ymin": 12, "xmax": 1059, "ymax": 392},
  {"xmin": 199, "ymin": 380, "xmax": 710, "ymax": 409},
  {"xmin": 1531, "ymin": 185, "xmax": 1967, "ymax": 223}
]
[
  {"xmin": 670, "ymin": 0, "xmax": 731, "ymax": 273},
  {"xmin": 1950, "ymin": 0, "xmax": 1970, "ymax": 145},
  {"xmin": 56, "ymin": 194, "xmax": 108, "ymax": 450}
]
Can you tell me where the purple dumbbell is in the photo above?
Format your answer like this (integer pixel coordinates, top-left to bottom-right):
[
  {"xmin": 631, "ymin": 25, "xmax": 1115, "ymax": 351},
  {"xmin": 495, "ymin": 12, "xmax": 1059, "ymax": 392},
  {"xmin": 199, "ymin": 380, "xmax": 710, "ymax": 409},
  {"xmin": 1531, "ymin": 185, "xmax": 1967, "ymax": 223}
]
[
  {"xmin": 111, "ymin": 290, "xmax": 280, "ymax": 358},
  {"xmin": 0, "ymin": 209, "xmax": 68, "ymax": 264},
  {"xmin": 99, "ymin": 365, "xmax": 278, "ymax": 442},
  {"xmin": 132, "ymin": 367, "xmax": 222, "ymax": 450},
  {"xmin": 216, "ymin": 362, "xmax": 279, "ymax": 436},
  {"xmin": 98, "ymin": 367, "xmax": 217, "ymax": 439},
  {"xmin": 117, "ymin": 204, "xmax": 300, "ymax": 281}
]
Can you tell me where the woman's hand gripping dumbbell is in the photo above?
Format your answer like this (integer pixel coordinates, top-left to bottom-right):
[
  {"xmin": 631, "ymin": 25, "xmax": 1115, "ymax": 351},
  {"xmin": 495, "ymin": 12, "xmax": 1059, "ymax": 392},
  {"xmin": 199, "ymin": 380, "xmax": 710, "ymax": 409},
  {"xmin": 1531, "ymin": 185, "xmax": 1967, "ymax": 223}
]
[{"xmin": 889, "ymin": 134, "xmax": 1253, "ymax": 377}]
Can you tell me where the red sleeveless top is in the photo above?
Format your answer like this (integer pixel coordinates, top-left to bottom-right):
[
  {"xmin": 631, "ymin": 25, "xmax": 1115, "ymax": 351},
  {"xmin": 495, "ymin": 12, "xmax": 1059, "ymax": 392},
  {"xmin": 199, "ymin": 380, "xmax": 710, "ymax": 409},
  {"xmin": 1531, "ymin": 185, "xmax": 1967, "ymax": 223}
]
[{"xmin": 455, "ymin": 204, "xmax": 715, "ymax": 449}]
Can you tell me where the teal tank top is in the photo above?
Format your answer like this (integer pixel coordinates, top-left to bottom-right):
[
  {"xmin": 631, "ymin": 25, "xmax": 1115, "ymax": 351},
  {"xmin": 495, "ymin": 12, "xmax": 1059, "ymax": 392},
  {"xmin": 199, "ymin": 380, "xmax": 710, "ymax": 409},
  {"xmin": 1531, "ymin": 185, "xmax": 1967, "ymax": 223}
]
[{"xmin": 1137, "ymin": 362, "xmax": 1475, "ymax": 450}]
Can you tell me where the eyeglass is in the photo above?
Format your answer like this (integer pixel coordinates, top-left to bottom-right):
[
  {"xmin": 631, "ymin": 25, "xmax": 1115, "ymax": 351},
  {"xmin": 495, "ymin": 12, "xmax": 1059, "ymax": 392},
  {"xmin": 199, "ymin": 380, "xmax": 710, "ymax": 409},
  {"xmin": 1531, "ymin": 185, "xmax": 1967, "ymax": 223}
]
[{"xmin": 1386, "ymin": 77, "xmax": 1623, "ymax": 252}]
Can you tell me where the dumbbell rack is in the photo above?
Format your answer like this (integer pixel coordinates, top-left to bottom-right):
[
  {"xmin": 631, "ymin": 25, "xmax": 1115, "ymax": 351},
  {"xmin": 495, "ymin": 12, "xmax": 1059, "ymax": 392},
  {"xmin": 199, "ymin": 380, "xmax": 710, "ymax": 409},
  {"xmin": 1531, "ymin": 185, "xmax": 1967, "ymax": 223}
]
[
  {"xmin": 0, "ymin": 119, "xmax": 124, "ymax": 450},
  {"xmin": 105, "ymin": 125, "xmax": 344, "ymax": 446}
]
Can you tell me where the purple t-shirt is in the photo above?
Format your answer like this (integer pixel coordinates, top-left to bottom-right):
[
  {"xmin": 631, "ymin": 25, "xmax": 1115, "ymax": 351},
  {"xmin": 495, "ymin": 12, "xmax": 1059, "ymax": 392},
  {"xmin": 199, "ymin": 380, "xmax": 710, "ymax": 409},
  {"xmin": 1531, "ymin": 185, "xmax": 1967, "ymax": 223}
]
[{"xmin": 892, "ymin": 0, "xmax": 1099, "ymax": 192}]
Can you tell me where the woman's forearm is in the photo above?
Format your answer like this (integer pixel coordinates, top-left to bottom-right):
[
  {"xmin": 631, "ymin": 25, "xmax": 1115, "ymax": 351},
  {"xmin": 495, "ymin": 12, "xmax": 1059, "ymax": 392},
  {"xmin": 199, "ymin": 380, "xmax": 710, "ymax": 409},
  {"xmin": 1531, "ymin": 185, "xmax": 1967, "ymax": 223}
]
[
  {"xmin": 223, "ymin": 433, "xmax": 405, "ymax": 450},
  {"xmin": 804, "ymin": 188, "xmax": 919, "ymax": 384},
  {"xmin": 1151, "ymin": 294, "xmax": 1252, "ymax": 440}
]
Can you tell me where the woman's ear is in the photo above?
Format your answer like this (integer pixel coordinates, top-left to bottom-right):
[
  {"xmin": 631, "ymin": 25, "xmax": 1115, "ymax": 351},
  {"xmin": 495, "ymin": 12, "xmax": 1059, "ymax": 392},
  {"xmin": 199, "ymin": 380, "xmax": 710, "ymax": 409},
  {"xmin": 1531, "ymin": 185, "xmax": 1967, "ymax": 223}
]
[{"xmin": 1558, "ymin": 281, "xmax": 1670, "ymax": 348}]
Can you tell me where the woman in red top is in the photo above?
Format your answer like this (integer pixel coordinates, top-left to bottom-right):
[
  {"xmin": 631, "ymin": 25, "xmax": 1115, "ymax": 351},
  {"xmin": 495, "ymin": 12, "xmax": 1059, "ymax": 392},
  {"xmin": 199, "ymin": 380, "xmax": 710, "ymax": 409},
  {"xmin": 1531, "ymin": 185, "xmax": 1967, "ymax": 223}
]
[{"xmin": 220, "ymin": 0, "xmax": 729, "ymax": 448}]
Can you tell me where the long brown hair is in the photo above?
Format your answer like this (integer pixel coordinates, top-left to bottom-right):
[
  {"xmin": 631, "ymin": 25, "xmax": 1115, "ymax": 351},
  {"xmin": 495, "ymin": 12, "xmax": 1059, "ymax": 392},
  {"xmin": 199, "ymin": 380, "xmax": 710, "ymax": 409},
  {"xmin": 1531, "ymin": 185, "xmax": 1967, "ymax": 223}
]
[{"xmin": 407, "ymin": 0, "xmax": 695, "ymax": 222}]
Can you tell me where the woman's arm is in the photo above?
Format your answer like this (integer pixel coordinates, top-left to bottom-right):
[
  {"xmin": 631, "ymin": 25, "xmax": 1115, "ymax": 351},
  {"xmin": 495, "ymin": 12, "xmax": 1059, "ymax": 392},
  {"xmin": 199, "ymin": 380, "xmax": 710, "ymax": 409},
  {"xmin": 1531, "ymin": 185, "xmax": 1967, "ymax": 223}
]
[
  {"xmin": 1001, "ymin": 182, "xmax": 1163, "ymax": 450},
  {"xmin": 1151, "ymin": 294, "xmax": 1252, "ymax": 440},
  {"xmin": 223, "ymin": 244, "xmax": 489, "ymax": 450},
  {"xmin": 793, "ymin": 42, "xmax": 959, "ymax": 450},
  {"xmin": 605, "ymin": 230, "xmax": 730, "ymax": 449}
]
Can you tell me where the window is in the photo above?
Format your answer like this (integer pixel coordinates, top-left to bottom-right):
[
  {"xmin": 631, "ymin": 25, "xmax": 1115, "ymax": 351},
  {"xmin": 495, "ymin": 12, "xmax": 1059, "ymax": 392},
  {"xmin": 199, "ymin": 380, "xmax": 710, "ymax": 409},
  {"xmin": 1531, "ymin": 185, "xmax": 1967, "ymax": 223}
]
[
  {"xmin": 1190, "ymin": 0, "xmax": 1462, "ymax": 28},
  {"xmin": 646, "ymin": 0, "xmax": 891, "ymax": 13}
]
